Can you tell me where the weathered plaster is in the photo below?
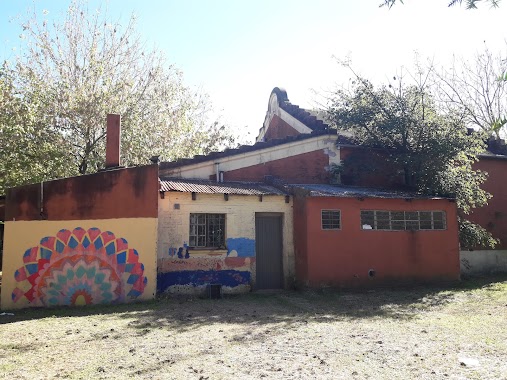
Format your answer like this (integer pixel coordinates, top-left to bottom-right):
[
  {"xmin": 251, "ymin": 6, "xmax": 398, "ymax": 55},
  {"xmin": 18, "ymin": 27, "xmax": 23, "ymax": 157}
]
[
  {"xmin": 157, "ymin": 192, "xmax": 294, "ymax": 294},
  {"xmin": 160, "ymin": 135, "xmax": 339, "ymax": 180},
  {"xmin": 460, "ymin": 250, "xmax": 507, "ymax": 275}
]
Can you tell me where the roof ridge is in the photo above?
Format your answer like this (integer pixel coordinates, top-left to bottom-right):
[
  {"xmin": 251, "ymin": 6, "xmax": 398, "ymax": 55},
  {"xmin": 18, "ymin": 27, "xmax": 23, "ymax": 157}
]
[
  {"xmin": 278, "ymin": 98, "xmax": 330, "ymax": 132},
  {"xmin": 159, "ymin": 129, "xmax": 338, "ymax": 170}
]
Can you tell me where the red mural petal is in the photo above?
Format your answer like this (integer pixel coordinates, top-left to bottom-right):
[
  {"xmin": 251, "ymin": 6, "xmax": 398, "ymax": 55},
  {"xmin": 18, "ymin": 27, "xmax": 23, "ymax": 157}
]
[
  {"xmin": 72, "ymin": 227, "xmax": 87, "ymax": 242},
  {"xmin": 40, "ymin": 236, "xmax": 56, "ymax": 250},
  {"xmin": 57, "ymin": 229, "xmax": 72, "ymax": 244},
  {"xmin": 129, "ymin": 263, "xmax": 143, "ymax": 276},
  {"xmin": 15, "ymin": 267, "xmax": 27, "ymax": 281},
  {"xmin": 12, "ymin": 288, "xmax": 25, "ymax": 302},
  {"xmin": 101, "ymin": 231, "xmax": 116, "ymax": 246},
  {"xmin": 23, "ymin": 247, "xmax": 38, "ymax": 264},
  {"xmin": 116, "ymin": 238, "xmax": 128, "ymax": 252},
  {"xmin": 127, "ymin": 249, "xmax": 139, "ymax": 263},
  {"xmin": 87, "ymin": 228, "xmax": 102, "ymax": 242},
  {"xmin": 132, "ymin": 277, "xmax": 146, "ymax": 293}
]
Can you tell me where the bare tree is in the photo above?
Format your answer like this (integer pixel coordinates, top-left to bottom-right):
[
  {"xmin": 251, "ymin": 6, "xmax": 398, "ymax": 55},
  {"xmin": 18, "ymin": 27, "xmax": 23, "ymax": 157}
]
[
  {"xmin": 432, "ymin": 46, "xmax": 507, "ymax": 138},
  {"xmin": 381, "ymin": 0, "xmax": 501, "ymax": 9}
]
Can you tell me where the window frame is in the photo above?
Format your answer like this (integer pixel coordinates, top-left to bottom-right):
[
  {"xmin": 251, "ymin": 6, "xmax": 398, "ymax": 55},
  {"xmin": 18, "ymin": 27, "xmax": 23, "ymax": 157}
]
[
  {"xmin": 360, "ymin": 210, "xmax": 446, "ymax": 231},
  {"xmin": 189, "ymin": 213, "xmax": 226, "ymax": 249},
  {"xmin": 321, "ymin": 209, "xmax": 341, "ymax": 230}
]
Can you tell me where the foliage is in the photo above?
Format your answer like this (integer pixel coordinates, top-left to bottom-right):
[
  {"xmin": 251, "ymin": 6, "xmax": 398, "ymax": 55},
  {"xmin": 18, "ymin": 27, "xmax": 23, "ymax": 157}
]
[
  {"xmin": 381, "ymin": 0, "xmax": 501, "ymax": 9},
  {"xmin": 0, "ymin": 67, "xmax": 71, "ymax": 193},
  {"xmin": 459, "ymin": 217, "xmax": 499, "ymax": 249},
  {"xmin": 1, "ymin": 0, "xmax": 236, "ymax": 193},
  {"xmin": 431, "ymin": 46, "xmax": 507, "ymax": 138},
  {"xmin": 327, "ymin": 65, "xmax": 497, "ymax": 248}
]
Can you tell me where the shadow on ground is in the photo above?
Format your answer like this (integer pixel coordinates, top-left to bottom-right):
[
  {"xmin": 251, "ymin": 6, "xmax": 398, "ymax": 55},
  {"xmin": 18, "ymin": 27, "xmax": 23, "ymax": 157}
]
[{"xmin": 1, "ymin": 274, "xmax": 506, "ymax": 331}]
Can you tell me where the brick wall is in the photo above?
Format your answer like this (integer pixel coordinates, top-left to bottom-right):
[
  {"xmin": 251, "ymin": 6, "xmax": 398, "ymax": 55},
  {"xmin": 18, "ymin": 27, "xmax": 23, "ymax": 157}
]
[
  {"xmin": 264, "ymin": 114, "xmax": 301, "ymax": 141},
  {"xmin": 339, "ymin": 147, "xmax": 405, "ymax": 188},
  {"xmin": 220, "ymin": 150, "xmax": 331, "ymax": 184}
]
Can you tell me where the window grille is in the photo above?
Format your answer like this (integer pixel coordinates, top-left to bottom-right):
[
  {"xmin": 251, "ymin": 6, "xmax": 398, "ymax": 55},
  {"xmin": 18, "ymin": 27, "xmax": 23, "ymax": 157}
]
[
  {"xmin": 360, "ymin": 210, "xmax": 446, "ymax": 230},
  {"xmin": 189, "ymin": 213, "xmax": 226, "ymax": 248},
  {"xmin": 322, "ymin": 210, "xmax": 341, "ymax": 230}
]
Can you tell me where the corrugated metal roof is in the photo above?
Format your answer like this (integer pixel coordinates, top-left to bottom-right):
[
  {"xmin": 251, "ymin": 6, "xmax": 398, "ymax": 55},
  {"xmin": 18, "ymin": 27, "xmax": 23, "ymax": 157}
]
[
  {"xmin": 159, "ymin": 178, "xmax": 287, "ymax": 196},
  {"xmin": 290, "ymin": 184, "xmax": 451, "ymax": 200}
]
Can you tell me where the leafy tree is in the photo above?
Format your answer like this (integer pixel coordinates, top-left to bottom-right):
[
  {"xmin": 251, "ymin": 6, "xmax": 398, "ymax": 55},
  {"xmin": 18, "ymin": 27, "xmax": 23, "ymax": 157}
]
[
  {"xmin": 381, "ymin": 0, "xmax": 501, "ymax": 9},
  {"xmin": 2, "ymin": 0, "xmax": 235, "ymax": 187},
  {"xmin": 0, "ymin": 67, "xmax": 71, "ymax": 193},
  {"xmin": 431, "ymin": 46, "xmax": 507, "ymax": 138},
  {"xmin": 327, "ymin": 65, "xmax": 497, "ymax": 249}
]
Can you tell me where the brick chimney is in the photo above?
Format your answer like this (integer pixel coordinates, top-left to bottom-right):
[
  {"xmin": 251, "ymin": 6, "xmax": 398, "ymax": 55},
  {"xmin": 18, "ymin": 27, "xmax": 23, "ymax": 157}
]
[{"xmin": 106, "ymin": 114, "xmax": 121, "ymax": 168}]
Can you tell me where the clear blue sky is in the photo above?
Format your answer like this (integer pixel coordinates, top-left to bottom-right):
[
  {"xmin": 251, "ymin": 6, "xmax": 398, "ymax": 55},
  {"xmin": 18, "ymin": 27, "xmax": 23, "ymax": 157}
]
[{"xmin": 1, "ymin": 0, "xmax": 506, "ymax": 142}]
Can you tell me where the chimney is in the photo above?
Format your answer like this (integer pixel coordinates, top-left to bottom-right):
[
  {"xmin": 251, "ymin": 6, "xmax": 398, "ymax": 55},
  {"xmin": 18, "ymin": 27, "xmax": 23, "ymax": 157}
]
[{"xmin": 106, "ymin": 114, "xmax": 121, "ymax": 168}]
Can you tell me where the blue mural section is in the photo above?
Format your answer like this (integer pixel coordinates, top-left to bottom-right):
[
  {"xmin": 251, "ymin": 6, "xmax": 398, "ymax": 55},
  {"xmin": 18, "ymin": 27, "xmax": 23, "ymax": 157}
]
[
  {"xmin": 168, "ymin": 243, "xmax": 190, "ymax": 258},
  {"xmin": 157, "ymin": 270, "xmax": 251, "ymax": 292},
  {"xmin": 165, "ymin": 238, "xmax": 255, "ymax": 258},
  {"xmin": 226, "ymin": 238, "xmax": 255, "ymax": 257}
]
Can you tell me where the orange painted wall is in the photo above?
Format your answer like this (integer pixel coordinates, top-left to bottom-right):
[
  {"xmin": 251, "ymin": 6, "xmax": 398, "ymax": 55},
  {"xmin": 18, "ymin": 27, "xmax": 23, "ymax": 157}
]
[
  {"xmin": 295, "ymin": 196, "xmax": 460, "ymax": 287},
  {"xmin": 469, "ymin": 157, "xmax": 507, "ymax": 249},
  {"xmin": 5, "ymin": 165, "xmax": 159, "ymax": 221},
  {"xmin": 293, "ymin": 196, "xmax": 309, "ymax": 282}
]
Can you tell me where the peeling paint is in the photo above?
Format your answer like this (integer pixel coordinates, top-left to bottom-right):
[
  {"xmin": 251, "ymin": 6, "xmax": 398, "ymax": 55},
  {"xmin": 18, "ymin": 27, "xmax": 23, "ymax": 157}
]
[
  {"xmin": 158, "ymin": 257, "xmax": 253, "ymax": 273},
  {"xmin": 157, "ymin": 270, "xmax": 251, "ymax": 292}
]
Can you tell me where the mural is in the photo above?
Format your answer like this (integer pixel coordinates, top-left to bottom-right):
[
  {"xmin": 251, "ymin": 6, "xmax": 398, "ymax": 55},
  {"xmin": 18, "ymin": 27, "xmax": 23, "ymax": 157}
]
[
  {"xmin": 226, "ymin": 238, "xmax": 255, "ymax": 257},
  {"xmin": 165, "ymin": 238, "xmax": 255, "ymax": 259},
  {"xmin": 11, "ymin": 227, "xmax": 147, "ymax": 307},
  {"xmin": 158, "ymin": 269, "xmax": 251, "ymax": 291},
  {"xmin": 157, "ymin": 256, "xmax": 254, "ymax": 292}
]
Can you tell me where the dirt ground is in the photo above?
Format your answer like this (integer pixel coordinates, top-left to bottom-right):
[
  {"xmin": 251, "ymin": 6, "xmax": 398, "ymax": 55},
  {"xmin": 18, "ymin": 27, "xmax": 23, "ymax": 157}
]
[{"xmin": 1, "ymin": 276, "xmax": 507, "ymax": 380}]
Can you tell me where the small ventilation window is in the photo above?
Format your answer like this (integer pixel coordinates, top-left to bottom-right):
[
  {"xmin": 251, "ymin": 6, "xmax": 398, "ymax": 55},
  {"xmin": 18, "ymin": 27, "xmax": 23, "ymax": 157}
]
[{"xmin": 322, "ymin": 210, "xmax": 341, "ymax": 230}]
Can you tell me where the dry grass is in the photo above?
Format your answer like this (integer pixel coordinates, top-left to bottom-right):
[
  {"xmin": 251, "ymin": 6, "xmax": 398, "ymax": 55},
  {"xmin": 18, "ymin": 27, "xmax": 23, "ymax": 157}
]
[{"xmin": 1, "ymin": 276, "xmax": 507, "ymax": 380}]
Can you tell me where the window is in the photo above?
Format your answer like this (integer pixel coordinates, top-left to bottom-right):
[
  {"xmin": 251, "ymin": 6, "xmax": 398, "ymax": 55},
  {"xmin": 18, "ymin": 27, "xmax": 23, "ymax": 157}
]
[
  {"xmin": 189, "ymin": 213, "xmax": 226, "ymax": 248},
  {"xmin": 360, "ymin": 210, "xmax": 446, "ymax": 231},
  {"xmin": 322, "ymin": 210, "xmax": 341, "ymax": 230}
]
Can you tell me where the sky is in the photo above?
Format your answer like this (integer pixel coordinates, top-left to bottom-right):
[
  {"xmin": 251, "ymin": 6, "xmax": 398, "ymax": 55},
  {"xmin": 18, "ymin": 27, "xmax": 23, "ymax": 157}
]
[{"xmin": 1, "ymin": 0, "xmax": 506, "ymax": 143}]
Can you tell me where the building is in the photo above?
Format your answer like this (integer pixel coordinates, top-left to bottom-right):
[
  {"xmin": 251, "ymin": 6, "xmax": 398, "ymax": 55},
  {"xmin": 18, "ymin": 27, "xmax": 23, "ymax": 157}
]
[
  {"xmin": 9, "ymin": 86, "xmax": 504, "ymax": 309},
  {"xmin": 156, "ymin": 87, "xmax": 461, "ymax": 292}
]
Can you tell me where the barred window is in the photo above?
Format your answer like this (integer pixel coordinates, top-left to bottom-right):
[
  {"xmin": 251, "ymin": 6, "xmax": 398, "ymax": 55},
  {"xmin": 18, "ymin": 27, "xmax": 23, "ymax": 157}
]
[
  {"xmin": 360, "ymin": 210, "xmax": 446, "ymax": 231},
  {"xmin": 322, "ymin": 210, "xmax": 341, "ymax": 230},
  {"xmin": 189, "ymin": 213, "xmax": 226, "ymax": 248}
]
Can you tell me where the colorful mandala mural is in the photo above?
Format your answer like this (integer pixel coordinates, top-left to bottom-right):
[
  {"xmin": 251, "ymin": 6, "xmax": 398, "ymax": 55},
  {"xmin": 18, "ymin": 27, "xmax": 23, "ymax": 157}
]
[{"xmin": 12, "ymin": 227, "xmax": 147, "ymax": 307}]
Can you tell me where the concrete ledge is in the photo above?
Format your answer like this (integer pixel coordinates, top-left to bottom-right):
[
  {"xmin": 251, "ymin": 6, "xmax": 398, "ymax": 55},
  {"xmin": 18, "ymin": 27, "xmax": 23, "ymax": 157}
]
[{"xmin": 460, "ymin": 250, "xmax": 507, "ymax": 275}]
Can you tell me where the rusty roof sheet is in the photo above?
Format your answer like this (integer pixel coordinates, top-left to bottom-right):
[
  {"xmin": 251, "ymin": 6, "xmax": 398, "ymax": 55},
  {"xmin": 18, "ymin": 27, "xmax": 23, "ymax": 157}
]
[
  {"xmin": 159, "ymin": 178, "xmax": 287, "ymax": 195},
  {"xmin": 290, "ymin": 184, "xmax": 452, "ymax": 200}
]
